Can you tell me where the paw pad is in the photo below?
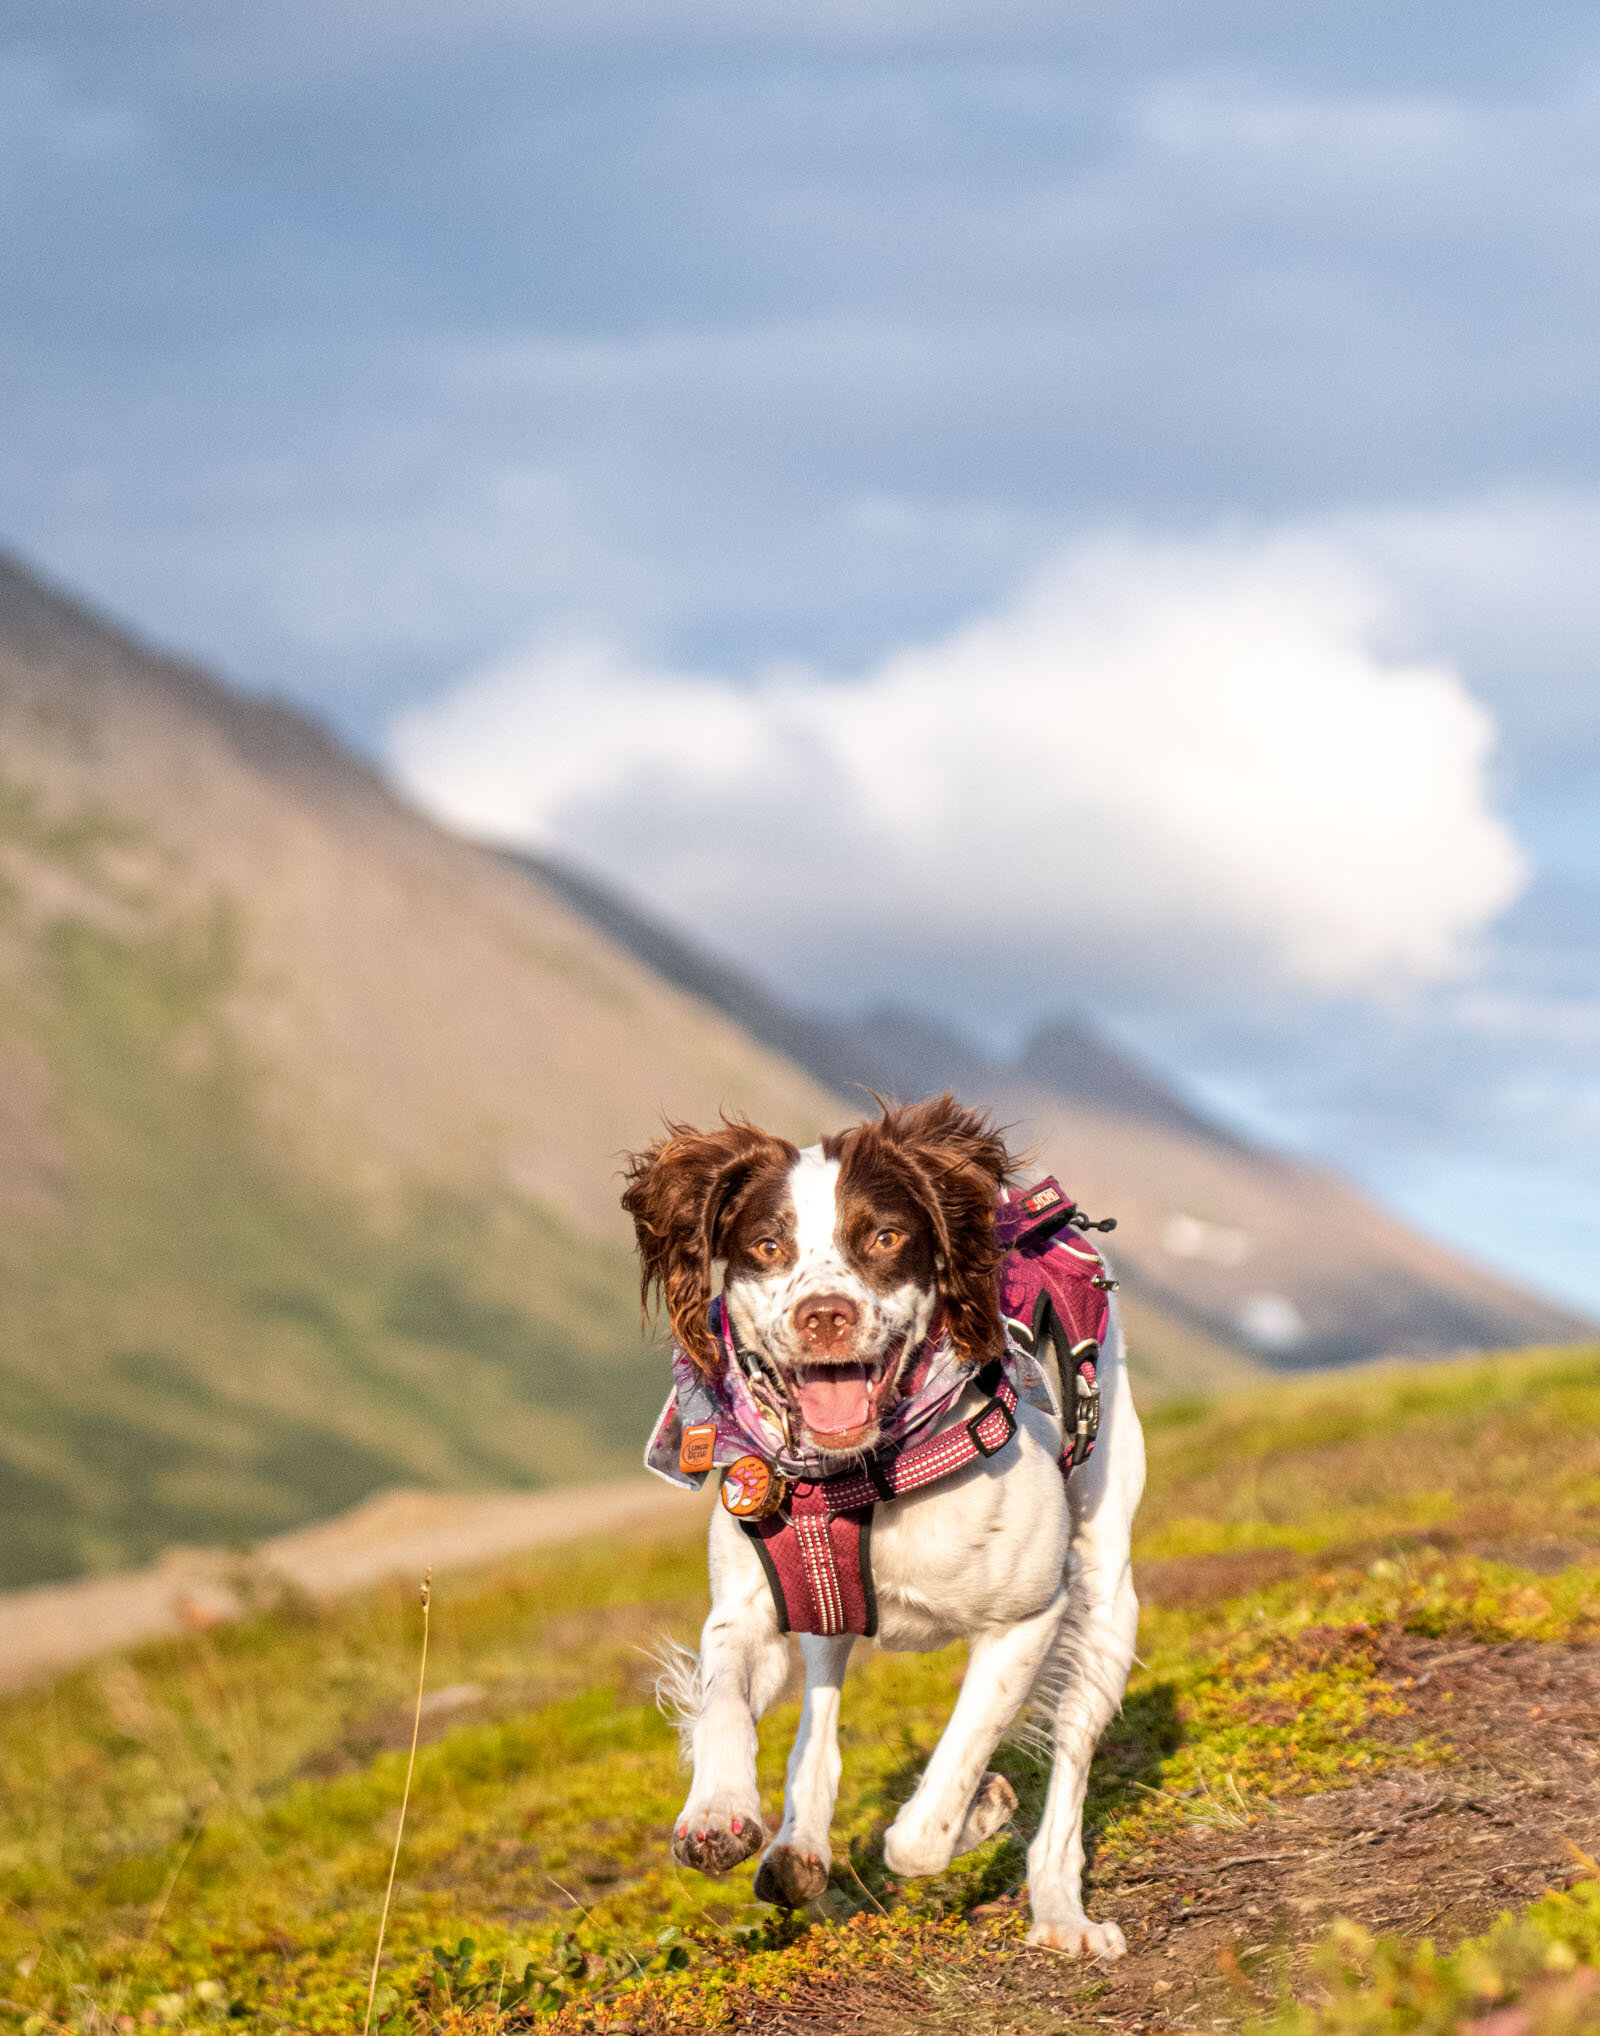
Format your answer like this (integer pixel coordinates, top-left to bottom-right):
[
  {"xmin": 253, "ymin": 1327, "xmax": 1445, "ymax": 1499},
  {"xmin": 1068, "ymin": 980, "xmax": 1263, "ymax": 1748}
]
[{"xmin": 753, "ymin": 1843, "xmax": 829, "ymax": 1907}]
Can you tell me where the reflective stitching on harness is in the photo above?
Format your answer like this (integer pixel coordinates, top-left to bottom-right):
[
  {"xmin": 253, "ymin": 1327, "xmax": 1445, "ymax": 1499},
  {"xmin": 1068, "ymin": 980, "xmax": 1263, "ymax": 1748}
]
[
  {"xmin": 966, "ymin": 1395, "xmax": 1015, "ymax": 1458},
  {"xmin": 793, "ymin": 1512, "xmax": 842, "ymax": 1635},
  {"xmin": 817, "ymin": 1368, "xmax": 1022, "ymax": 1512}
]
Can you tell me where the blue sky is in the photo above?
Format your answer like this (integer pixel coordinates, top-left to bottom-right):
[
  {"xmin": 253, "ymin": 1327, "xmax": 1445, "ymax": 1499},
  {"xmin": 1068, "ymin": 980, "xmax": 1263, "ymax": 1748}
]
[{"xmin": 4, "ymin": 1, "xmax": 1599, "ymax": 1313}]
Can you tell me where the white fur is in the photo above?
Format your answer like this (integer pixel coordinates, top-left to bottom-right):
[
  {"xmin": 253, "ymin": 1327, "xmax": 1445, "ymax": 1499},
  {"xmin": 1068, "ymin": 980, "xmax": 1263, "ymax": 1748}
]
[
  {"xmin": 673, "ymin": 1162, "xmax": 1146, "ymax": 1957},
  {"xmin": 789, "ymin": 1146, "xmax": 842, "ymax": 1263},
  {"xmin": 649, "ymin": 1637, "xmax": 703, "ymax": 1765},
  {"xmin": 722, "ymin": 1146, "xmax": 938, "ymax": 1446}
]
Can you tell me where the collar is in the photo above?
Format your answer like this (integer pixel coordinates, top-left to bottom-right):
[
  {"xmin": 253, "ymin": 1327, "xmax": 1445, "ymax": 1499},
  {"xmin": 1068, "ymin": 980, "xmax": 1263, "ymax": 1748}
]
[{"xmin": 645, "ymin": 1294, "xmax": 976, "ymax": 1488}]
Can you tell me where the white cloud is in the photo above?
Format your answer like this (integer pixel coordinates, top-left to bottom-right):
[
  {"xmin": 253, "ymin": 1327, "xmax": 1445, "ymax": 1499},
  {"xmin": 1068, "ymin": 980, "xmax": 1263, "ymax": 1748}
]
[
  {"xmin": 1329, "ymin": 490, "xmax": 1600, "ymax": 757},
  {"xmin": 394, "ymin": 528, "xmax": 1526, "ymax": 1022}
]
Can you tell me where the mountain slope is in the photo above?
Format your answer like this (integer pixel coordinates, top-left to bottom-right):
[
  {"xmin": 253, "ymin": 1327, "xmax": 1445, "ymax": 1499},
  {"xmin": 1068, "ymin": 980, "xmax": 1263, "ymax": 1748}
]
[
  {"xmin": 0, "ymin": 549, "xmax": 837, "ymax": 1587},
  {"xmin": 1, "ymin": 543, "xmax": 1583, "ymax": 1589},
  {"xmin": 516, "ymin": 851, "xmax": 1590, "ymax": 1370}
]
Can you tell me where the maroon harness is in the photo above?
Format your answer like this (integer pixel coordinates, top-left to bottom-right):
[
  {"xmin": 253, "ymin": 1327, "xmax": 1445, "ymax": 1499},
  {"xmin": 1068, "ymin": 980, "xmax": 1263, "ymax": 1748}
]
[{"xmin": 739, "ymin": 1178, "xmax": 1115, "ymax": 1638}]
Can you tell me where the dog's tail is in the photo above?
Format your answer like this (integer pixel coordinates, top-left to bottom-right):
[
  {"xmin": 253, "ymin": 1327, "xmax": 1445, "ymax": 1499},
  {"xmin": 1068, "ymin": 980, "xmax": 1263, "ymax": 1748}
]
[{"xmin": 646, "ymin": 1637, "xmax": 703, "ymax": 1767}]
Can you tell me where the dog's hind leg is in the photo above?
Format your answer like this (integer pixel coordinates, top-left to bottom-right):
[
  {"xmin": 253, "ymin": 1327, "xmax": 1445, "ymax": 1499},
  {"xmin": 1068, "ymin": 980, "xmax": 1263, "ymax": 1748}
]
[
  {"xmin": 674, "ymin": 1521, "xmax": 789, "ymax": 1878},
  {"xmin": 1024, "ymin": 1327, "xmax": 1145, "ymax": 1958},
  {"xmin": 755, "ymin": 1633, "xmax": 853, "ymax": 1907}
]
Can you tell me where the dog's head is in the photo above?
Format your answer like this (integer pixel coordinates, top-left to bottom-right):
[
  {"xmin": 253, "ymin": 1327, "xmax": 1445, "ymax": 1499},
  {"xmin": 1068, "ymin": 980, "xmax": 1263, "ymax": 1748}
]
[{"xmin": 621, "ymin": 1095, "xmax": 1013, "ymax": 1457}]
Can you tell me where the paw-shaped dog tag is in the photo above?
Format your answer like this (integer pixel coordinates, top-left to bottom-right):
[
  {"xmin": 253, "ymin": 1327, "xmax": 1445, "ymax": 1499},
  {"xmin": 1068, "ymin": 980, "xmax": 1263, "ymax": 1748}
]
[{"xmin": 719, "ymin": 1455, "xmax": 788, "ymax": 1519}]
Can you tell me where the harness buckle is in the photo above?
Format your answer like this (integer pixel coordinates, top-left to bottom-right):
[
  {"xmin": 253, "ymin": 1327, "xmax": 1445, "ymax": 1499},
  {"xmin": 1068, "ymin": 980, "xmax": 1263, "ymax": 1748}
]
[
  {"xmin": 965, "ymin": 1395, "xmax": 1016, "ymax": 1460},
  {"xmin": 1071, "ymin": 1365, "xmax": 1101, "ymax": 1467}
]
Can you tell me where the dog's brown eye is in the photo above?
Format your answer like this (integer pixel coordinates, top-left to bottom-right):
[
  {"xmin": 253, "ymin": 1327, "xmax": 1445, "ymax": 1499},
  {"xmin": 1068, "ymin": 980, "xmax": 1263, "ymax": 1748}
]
[
  {"xmin": 753, "ymin": 1238, "xmax": 781, "ymax": 1261},
  {"xmin": 872, "ymin": 1227, "xmax": 904, "ymax": 1251}
]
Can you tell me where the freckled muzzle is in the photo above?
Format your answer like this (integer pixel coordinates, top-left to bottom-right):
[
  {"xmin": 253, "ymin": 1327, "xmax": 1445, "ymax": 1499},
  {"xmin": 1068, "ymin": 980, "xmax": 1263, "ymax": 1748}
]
[{"xmin": 782, "ymin": 1293, "xmax": 905, "ymax": 1448}]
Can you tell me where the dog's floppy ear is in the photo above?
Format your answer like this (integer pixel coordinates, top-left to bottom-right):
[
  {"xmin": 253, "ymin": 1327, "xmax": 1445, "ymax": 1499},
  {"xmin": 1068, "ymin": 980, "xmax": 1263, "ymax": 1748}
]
[
  {"xmin": 871, "ymin": 1094, "xmax": 1015, "ymax": 1366},
  {"xmin": 621, "ymin": 1117, "xmax": 800, "ymax": 1376}
]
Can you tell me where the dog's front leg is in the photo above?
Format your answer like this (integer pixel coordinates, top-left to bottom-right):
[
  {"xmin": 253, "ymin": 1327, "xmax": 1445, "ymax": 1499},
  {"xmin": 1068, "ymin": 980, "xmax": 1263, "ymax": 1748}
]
[
  {"xmin": 674, "ymin": 1527, "xmax": 789, "ymax": 1877},
  {"xmin": 754, "ymin": 1633, "xmax": 853, "ymax": 1908},
  {"xmin": 883, "ymin": 1590, "xmax": 1066, "ymax": 1880}
]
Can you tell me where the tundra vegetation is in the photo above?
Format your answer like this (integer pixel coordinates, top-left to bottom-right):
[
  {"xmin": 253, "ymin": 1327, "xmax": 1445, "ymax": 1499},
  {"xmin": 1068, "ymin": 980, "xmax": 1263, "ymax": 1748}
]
[{"xmin": 7, "ymin": 1342, "xmax": 1600, "ymax": 2035}]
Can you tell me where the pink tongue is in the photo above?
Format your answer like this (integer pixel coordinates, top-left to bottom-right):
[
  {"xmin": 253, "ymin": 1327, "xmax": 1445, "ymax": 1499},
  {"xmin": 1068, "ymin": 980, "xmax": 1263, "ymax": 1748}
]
[{"xmin": 796, "ymin": 1368, "xmax": 871, "ymax": 1435}]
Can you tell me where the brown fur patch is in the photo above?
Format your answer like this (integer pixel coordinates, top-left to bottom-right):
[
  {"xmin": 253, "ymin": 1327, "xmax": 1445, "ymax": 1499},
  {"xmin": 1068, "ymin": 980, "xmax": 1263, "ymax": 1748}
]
[
  {"xmin": 720, "ymin": 1165, "xmax": 801, "ymax": 1282},
  {"xmin": 620, "ymin": 1117, "xmax": 799, "ymax": 1374},
  {"xmin": 827, "ymin": 1094, "xmax": 1015, "ymax": 1366}
]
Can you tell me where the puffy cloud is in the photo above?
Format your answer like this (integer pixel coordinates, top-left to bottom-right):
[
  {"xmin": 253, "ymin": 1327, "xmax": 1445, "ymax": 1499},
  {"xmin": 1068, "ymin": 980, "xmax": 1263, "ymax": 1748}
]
[
  {"xmin": 1328, "ymin": 491, "xmax": 1600, "ymax": 766},
  {"xmin": 388, "ymin": 529, "xmax": 1526, "ymax": 1023}
]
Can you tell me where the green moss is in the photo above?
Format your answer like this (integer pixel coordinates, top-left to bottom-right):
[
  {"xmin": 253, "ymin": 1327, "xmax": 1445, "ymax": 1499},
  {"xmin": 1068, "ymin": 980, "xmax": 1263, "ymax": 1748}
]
[{"xmin": 1257, "ymin": 1879, "xmax": 1600, "ymax": 2035}]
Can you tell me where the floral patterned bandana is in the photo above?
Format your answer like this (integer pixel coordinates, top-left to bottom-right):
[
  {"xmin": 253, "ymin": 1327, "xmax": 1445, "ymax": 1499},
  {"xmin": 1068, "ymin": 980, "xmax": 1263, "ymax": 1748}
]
[{"xmin": 643, "ymin": 1294, "xmax": 985, "ymax": 1489}]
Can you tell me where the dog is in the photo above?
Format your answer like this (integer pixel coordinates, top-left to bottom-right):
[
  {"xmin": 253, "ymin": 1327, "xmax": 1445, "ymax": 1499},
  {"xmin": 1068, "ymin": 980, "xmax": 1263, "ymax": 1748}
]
[{"xmin": 622, "ymin": 1093, "xmax": 1144, "ymax": 1956}]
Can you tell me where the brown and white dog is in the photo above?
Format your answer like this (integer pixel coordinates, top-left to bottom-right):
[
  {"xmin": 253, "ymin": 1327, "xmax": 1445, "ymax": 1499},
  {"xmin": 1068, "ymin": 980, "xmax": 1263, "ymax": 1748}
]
[{"xmin": 622, "ymin": 1095, "xmax": 1144, "ymax": 1955}]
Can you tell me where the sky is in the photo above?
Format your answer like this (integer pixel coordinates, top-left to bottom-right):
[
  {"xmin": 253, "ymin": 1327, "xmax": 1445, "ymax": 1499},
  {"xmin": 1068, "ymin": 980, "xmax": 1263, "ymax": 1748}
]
[{"xmin": 3, "ymin": 0, "xmax": 1599, "ymax": 1313}]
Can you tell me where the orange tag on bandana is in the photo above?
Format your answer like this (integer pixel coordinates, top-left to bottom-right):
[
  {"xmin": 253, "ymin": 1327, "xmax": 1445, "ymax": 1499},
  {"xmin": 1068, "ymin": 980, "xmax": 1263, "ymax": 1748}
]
[
  {"xmin": 679, "ymin": 1422, "xmax": 718, "ymax": 1475},
  {"xmin": 720, "ymin": 1455, "xmax": 788, "ymax": 1519}
]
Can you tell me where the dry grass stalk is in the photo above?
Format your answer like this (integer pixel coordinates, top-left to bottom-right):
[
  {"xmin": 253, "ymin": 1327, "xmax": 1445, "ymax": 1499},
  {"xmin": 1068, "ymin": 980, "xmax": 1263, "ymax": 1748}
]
[{"xmin": 362, "ymin": 1569, "xmax": 432, "ymax": 2036}]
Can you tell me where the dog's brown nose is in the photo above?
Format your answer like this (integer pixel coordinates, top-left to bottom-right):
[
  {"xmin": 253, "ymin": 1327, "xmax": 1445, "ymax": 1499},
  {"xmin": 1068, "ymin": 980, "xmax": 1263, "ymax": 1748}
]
[{"xmin": 793, "ymin": 1292, "xmax": 858, "ymax": 1353}]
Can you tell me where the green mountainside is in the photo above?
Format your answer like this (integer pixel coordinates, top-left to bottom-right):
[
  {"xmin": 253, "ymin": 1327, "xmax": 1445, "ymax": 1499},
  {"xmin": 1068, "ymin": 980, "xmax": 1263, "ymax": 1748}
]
[
  {"xmin": 0, "ymin": 552, "xmax": 835, "ymax": 1588},
  {"xmin": 0, "ymin": 822, "xmax": 644, "ymax": 1583}
]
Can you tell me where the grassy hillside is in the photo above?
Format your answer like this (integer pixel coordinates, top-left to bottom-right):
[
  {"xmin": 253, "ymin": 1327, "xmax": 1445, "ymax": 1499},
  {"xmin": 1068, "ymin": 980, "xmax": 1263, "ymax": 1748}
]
[
  {"xmin": 6, "ymin": 1341, "xmax": 1600, "ymax": 2034},
  {"xmin": 0, "ymin": 779, "xmax": 665, "ymax": 1586},
  {"xmin": 0, "ymin": 551, "xmax": 845, "ymax": 1588}
]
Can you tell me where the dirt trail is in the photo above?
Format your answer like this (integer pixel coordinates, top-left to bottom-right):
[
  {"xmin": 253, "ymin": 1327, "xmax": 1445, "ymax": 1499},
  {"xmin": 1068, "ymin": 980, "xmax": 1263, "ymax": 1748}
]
[
  {"xmin": 0, "ymin": 1478, "xmax": 710, "ymax": 1693},
  {"xmin": 718, "ymin": 1635, "xmax": 1600, "ymax": 2036}
]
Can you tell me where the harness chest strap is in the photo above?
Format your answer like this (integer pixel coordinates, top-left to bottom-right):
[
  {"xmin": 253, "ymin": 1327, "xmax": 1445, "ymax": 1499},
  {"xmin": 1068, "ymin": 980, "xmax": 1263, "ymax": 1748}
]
[
  {"xmin": 740, "ymin": 1485, "xmax": 876, "ymax": 1639},
  {"xmin": 735, "ymin": 1360, "xmax": 1022, "ymax": 1638}
]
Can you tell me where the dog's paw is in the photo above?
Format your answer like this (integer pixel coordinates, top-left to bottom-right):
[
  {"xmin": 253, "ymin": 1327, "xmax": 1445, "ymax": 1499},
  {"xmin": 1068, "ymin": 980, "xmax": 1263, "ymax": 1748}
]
[
  {"xmin": 882, "ymin": 1814, "xmax": 954, "ymax": 1880},
  {"xmin": 953, "ymin": 1771, "xmax": 1018, "ymax": 1857},
  {"xmin": 672, "ymin": 1805, "xmax": 764, "ymax": 1876},
  {"xmin": 753, "ymin": 1842, "xmax": 829, "ymax": 1908},
  {"xmin": 1026, "ymin": 1916, "xmax": 1127, "ymax": 1960}
]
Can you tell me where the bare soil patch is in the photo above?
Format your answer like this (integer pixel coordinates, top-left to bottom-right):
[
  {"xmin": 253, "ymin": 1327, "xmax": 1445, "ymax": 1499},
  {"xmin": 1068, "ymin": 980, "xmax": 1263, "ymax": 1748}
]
[
  {"xmin": 1134, "ymin": 1548, "xmax": 1310, "ymax": 1608},
  {"xmin": 720, "ymin": 1635, "xmax": 1600, "ymax": 2036}
]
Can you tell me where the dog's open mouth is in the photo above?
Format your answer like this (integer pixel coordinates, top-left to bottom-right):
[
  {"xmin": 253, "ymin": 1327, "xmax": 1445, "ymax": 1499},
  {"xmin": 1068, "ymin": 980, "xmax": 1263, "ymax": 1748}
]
[{"xmin": 788, "ymin": 1350, "xmax": 902, "ymax": 1450}]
